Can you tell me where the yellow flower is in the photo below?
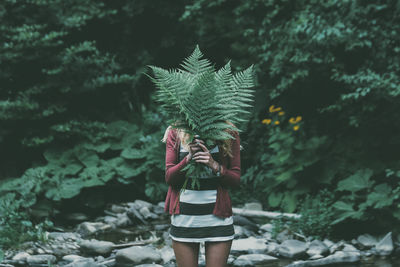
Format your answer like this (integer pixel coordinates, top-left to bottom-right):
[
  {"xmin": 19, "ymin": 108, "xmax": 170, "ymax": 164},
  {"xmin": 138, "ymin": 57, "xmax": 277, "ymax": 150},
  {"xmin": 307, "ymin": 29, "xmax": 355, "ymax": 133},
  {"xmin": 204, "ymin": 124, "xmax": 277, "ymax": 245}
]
[
  {"xmin": 262, "ymin": 118, "xmax": 272, "ymax": 124},
  {"xmin": 293, "ymin": 125, "xmax": 300, "ymax": 131},
  {"xmin": 296, "ymin": 116, "xmax": 302, "ymax": 122},
  {"xmin": 289, "ymin": 117, "xmax": 295, "ymax": 123},
  {"xmin": 274, "ymin": 120, "xmax": 280, "ymax": 125},
  {"xmin": 278, "ymin": 111, "xmax": 285, "ymax": 116},
  {"xmin": 269, "ymin": 105, "xmax": 275, "ymax": 112},
  {"xmin": 269, "ymin": 105, "xmax": 282, "ymax": 113}
]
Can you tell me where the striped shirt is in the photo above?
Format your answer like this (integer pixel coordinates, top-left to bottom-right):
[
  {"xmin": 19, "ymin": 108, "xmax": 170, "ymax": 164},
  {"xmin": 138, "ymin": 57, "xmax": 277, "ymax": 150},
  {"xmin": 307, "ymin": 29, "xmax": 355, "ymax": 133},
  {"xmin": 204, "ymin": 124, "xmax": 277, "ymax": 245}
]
[{"xmin": 169, "ymin": 141, "xmax": 235, "ymax": 242}]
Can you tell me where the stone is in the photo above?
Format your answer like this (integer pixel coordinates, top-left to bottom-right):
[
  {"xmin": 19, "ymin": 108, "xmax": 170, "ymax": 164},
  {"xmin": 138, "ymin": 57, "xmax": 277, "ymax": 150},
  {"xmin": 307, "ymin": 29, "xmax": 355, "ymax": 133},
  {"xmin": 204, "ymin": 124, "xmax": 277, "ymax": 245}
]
[
  {"xmin": 233, "ymin": 215, "xmax": 259, "ymax": 232},
  {"xmin": 277, "ymin": 239, "xmax": 308, "ymax": 258},
  {"xmin": 26, "ymin": 254, "xmax": 57, "ymax": 265},
  {"xmin": 266, "ymin": 241, "xmax": 279, "ymax": 256},
  {"xmin": 375, "ymin": 231, "xmax": 393, "ymax": 256},
  {"xmin": 62, "ymin": 254, "xmax": 89, "ymax": 262},
  {"xmin": 329, "ymin": 240, "xmax": 345, "ymax": 254},
  {"xmin": 306, "ymin": 240, "xmax": 329, "ymax": 257},
  {"xmin": 243, "ymin": 202, "xmax": 263, "ymax": 211},
  {"xmin": 115, "ymin": 246, "xmax": 162, "ymax": 265},
  {"xmin": 115, "ymin": 213, "xmax": 133, "ymax": 227},
  {"xmin": 135, "ymin": 265, "xmax": 164, "ymax": 267},
  {"xmin": 357, "ymin": 233, "xmax": 378, "ymax": 248},
  {"xmin": 157, "ymin": 246, "xmax": 175, "ymax": 263},
  {"xmin": 12, "ymin": 251, "xmax": 30, "ymax": 262},
  {"xmin": 48, "ymin": 231, "xmax": 80, "ymax": 241},
  {"xmin": 259, "ymin": 223, "xmax": 274, "ymax": 232},
  {"xmin": 233, "ymin": 225, "xmax": 253, "ymax": 238},
  {"xmin": 65, "ymin": 212, "xmax": 90, "ymax": 222},
  {"xmin": 276, "ymin": 228, "xmax": 293, "ymax": 243},
  {"xmin": 343, "ymin": 244, "xmax": 359, "ymax": 253},
  {"xmin": 79, "ymin": 239, "xmax": 115, "ymax": 256},
  {"xmin": 110, "ymin": 204, "xmax": 127, "ymax": 213},
  {"xmin": 262, "ymin": 231, "xmax": 272, "ymax": 240},
  {"xmin": 76, "ymin": 222, "xmax": 111, "ymax": 237},
  {"xmin": 285, "ymin": 250, "xmax": 360, "ymax": 267},
  {"xmin": 103, "ymin": 215, "xmax": 118, "ymax": 225},
  {"xmin": 233, "ymin": 254, "xmax": 278, "ymax": 266},
  {"xmin": 64, "ymin": 260, "xmax": 106, "ymax": 267},
  {"xmin": 322, "ymin": 238, "xmax": 334, "ymax": 249},
  {"xmin": 133, "ymin": 199, "xmax": 153, "ymax": 209},
  {"xmin": 231, "ymin": 236, "xmax": 268, "ymax": 254}
]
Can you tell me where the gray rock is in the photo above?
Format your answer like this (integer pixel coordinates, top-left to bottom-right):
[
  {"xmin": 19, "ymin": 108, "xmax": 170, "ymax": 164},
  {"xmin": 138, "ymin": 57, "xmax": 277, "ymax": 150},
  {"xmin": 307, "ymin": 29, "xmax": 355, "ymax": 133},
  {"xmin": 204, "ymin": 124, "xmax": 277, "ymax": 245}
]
[
  {"xmin": 322, "ymin": 238, "xmax": 334, "ymax": 249},
  {"xmin": 266, "ymin": 241, "xmax": 279, "ymax": 256},
  {"xmin": 276, "ymin": 229, "xmax": 293, "ymax": 243},
  {"xmin": 76, "ymin": 222, "xmax": 111, "ymax": 237},
  {"xmin": 277, "ymin": 239, "xmax": 308, "ymax": 258},
  {"xmin": 139, "ymin": 206, "xmax": 158, "ymax": 220},
  {"xmin": 48, "ymin": 232, "xmax": 80, "ymax": 241},
  {"xmin": 231, "ymin": 237, "xmax": 268, "ymax": 254},
  {"xmin": 115, "ymin": 246, "xmax": 162, "ymax": 265},
  {"xmin": 64, "ymin": 260, "xmax": 106, "ymax": 267},
  {"xmin": 233, "ymin": 225, "xmax": 254, "ymax": 238},
  {"xmin": 133, "ymin": 200, "xmax": 153, "ymax": 209},
  {"xmin": 357, "ymin": 233, "xmax": 378, "ymax": 248},
  {"xmin": 103, "ymin": 215, "xmax": 118, "ymax": 225},
  {"xmin": 329, "ymin": 240, "xmax": 345, "ymax": 254},
  {"xmin": 62, "ymin": 254, "xmax": 89, "ymax": 263},
  {"xmin": 115, "ymin": 213, "xmax": 133, "ymax": 227},
  {"xmin": 343, "ymin": 243, "xmax": 359, "ymax": 253},
  {"xmin": 285, "ymin": 250, "xmax": 360, "ymax": 266},
  {"xmin": 259, "ymin": 223, "xmax": 274, "ymax": 232},
  {"xmin": 12, "ymin": 252, "xmax": 30, "ymax": 262},
  {"xmin": 233, "ymin": 215, "xmax": 259, "ymax": 232},
  {"xmin": 243, "ymin": 202, "xmax": 263, "ymax": 211},
  {"xmin": 26, "ymin": 254, "xmax": 57, "ymax": 265},
  {"xmin": 157, "ymin": 246, "xmax": 175, "ymax": 263},
  {"xmin": 65, "ymin": 212, "xmax": 90, "ymax": 222},
  {"xmin": 233, "ymin": 254, "xmax": 278, "ymax": 266},
  {"xmin": 262, "ymin": 231, "xmax": 272, "ymax": 240},
  {"xmin": 309, "ymin": 254, "xmax": 324, "ymax": 260},
  {"xmin": 110, "ymin": 204, "xmax": 127, "ymax": 213},
  {"xmin": 135, "ymin": 265, "xmax": 164, "ymax": 267},
  {"xmin": 375, "ymin": 232, "xmax": 393, "ymax": 256},
  {"xmin": 79, "ymin": 239, "xmax": 115, "ymax": 256},
  {"xmin": 306, "ymin": 240, "xmax": 329, "ymax": 257},
  {"xmin": 126, "ymin": 206, "xmax": 147, "ymax": 224}
]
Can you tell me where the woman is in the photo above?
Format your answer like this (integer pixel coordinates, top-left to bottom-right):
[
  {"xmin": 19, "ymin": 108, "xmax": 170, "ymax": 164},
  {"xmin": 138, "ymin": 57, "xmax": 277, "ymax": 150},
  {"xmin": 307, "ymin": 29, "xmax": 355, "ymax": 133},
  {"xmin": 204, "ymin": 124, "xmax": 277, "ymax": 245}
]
[{"xmin": 161, "ymin": 122, "xmax": 241, "ymax": 267}]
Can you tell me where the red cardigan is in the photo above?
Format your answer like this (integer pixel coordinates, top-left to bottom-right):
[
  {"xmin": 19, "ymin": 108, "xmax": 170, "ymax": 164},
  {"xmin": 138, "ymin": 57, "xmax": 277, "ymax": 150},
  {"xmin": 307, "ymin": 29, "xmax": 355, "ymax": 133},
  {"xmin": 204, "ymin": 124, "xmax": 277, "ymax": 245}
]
[{"xmin": 163, "ymin": 128, "xmax": 241, "ymax": 218}]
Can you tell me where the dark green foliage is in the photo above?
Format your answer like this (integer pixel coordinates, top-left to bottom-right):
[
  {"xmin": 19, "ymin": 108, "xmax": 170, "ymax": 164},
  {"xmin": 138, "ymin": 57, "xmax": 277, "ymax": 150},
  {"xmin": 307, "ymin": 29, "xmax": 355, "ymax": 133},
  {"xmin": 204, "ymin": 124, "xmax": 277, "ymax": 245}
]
[
  {"xmin": 290, "ymin": 189, "xmax": 335, "ymax": 240},
  {"xmin": 0, "ymin": 0, "xmax": 400, "ymax": 241},
  {"xmin": 181, "ymin": 0, "xmax": 400, "ymax": 231},
  {"xmin": 0, "ymin": 192, "xmax": 53, "ymax": 249}
]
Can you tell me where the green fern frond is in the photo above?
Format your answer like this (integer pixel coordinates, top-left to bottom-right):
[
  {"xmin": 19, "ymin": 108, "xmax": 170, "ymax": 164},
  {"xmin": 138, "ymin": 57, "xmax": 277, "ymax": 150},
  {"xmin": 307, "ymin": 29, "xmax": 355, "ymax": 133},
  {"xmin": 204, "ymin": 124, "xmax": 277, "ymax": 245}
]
[{"xmin": 147, "ymin": 44, "xmax": 255, "ymax": 182}]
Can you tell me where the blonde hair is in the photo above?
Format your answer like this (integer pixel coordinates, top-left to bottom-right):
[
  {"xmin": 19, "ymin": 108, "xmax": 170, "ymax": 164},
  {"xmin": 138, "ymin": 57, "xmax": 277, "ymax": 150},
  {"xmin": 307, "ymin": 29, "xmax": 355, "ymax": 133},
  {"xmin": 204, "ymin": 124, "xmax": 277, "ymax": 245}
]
[{"xmin": 161, "ymin": 121, "xmax": 239, "ymax": 158}]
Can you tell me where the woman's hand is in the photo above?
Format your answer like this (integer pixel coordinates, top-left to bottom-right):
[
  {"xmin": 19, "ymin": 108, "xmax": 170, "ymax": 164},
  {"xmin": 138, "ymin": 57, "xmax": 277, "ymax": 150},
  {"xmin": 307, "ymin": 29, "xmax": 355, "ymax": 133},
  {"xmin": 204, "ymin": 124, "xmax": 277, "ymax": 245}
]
[
  {"xmin": 186, "ymin": 135, "xmax": 203, "ymax": 161},
  {"xmin": 192, "ymin": 141, "xmax": 221, "ymax": 174}
]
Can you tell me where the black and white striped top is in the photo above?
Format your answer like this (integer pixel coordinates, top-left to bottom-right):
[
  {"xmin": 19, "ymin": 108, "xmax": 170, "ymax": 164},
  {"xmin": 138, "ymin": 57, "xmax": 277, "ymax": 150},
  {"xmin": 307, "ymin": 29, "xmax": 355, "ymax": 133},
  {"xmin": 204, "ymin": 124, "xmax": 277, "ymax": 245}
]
[{"xmin": 169, "ymin": 141, "xmax": 235, "ymax": 242}]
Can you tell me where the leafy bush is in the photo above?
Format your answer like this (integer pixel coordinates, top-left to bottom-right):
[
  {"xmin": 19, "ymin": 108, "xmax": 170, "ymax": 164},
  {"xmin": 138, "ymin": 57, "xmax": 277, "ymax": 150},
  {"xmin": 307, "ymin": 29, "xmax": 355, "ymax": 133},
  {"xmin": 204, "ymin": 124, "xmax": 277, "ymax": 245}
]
[
  {"xmin": 290, "ymin": 189, "xmax": 335, "ymax": 240},
  {"xmin": 0, "ymin": 193, "xmax": 53, "ymax": 250}
]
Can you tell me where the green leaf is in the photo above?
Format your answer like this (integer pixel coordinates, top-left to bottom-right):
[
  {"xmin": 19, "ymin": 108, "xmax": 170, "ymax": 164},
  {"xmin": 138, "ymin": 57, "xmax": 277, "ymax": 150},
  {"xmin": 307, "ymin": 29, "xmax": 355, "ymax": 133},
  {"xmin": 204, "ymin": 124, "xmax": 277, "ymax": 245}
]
[{"xmin": 336, "ymin": 168, "xmax": 374, "ymax": 192}]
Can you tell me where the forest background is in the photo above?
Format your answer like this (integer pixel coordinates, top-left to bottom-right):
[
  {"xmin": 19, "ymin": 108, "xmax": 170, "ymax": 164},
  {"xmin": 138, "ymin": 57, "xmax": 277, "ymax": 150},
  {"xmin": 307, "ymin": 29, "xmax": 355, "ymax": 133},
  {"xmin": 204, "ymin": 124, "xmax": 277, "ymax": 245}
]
[{"xmin": 1, "ymin": 0, "xmax": 400, "ymax": 250}]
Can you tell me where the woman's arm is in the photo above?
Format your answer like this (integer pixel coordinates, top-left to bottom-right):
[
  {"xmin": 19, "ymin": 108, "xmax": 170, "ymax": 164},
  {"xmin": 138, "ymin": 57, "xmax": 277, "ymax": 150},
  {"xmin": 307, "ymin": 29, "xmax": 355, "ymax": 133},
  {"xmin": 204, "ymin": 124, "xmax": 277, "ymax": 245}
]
[
  {"xmin": 219, "ymin": 131, "xmax": 241, "ymax": 188},
  {"xmin": 165, "ymin": 128, "xmax": 190, "ymax": 186}
]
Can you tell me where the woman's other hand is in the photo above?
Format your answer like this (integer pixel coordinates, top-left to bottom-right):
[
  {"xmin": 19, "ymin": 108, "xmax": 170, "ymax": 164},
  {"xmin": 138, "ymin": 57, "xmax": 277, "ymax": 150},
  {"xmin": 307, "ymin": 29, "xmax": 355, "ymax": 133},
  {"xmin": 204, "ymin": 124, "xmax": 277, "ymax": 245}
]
[
  {"xmin": 192, "ymin": 141, "xmax": 220, "ymax": 174},
  {"xmin": 186, "ymin": 135, "xmax": 203, "ymax": 161}
]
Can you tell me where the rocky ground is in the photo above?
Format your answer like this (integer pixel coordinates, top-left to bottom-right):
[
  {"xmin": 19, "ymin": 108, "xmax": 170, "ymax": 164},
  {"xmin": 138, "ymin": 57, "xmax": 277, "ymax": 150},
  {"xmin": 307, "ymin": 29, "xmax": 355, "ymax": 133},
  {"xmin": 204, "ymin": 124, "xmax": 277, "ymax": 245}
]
[{"xmin": 1, "ymin": 199, "xmax": 400, "ymax": 267}]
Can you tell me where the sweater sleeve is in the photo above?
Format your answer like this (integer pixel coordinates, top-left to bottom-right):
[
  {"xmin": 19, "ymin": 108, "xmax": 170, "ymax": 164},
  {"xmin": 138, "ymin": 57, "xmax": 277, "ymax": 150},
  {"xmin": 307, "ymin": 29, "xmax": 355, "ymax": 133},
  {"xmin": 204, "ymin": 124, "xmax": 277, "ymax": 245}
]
[
  {"xmin": 219, "ymin": 131, "xmax": 241, "ymax": 188},
  {"xmin": 165, "ymin": 128, "xmax": 190, "ymax": 186}
]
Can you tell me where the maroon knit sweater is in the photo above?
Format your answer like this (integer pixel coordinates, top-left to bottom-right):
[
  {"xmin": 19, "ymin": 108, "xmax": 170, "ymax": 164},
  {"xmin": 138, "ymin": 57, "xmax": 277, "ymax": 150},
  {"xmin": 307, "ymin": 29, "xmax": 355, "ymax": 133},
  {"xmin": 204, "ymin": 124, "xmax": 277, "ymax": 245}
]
[{"xmin": 164, "ymin": 128, "xmax": 241, "ymax": 218}]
